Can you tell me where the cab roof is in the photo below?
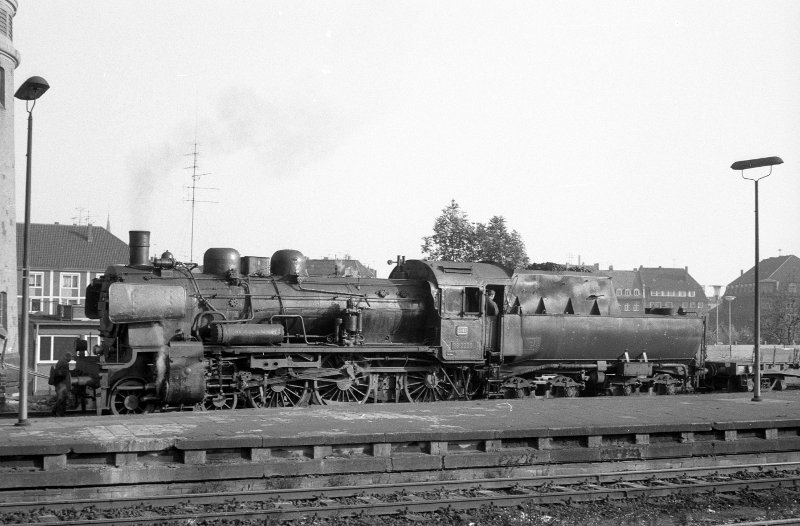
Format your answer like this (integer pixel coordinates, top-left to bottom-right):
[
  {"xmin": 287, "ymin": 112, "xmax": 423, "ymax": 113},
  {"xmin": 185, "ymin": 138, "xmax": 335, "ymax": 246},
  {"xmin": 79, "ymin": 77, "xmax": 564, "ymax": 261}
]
[{"xmin": 390, "ymin": 260, "xmax": 512, "ymax": 286}]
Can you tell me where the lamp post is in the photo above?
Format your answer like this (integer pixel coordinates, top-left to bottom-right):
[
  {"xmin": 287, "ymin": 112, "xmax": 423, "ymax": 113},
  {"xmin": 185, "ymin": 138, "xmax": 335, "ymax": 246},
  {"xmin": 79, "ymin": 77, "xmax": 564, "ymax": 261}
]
[
  {"xmin": 724, "ymin": 295, "xmax": 736, "ymax": 356},
  {"xmin": 711, "ymin": 285, "xmax": 722, "ymax": 343},
  {"xmin": 14, "ymin": 76, "xmax": 50, "ymax": 426},
  {"xmin": 731, "ymin": 156, "xmax": 783, "ymax": 402}
]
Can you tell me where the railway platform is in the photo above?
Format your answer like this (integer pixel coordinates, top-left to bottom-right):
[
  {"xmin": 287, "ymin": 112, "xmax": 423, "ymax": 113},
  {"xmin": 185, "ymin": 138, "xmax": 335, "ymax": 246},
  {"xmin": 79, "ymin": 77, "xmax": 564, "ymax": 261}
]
[{"xmin": 1, "ymin": 391, "xmax": 800, "ymax": 501}]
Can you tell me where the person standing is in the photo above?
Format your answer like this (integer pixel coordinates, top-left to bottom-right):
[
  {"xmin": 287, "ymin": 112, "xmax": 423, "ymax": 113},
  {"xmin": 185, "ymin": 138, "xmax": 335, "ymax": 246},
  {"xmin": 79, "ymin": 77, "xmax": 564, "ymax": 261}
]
[
  {"xmin": 485, "ymin": 290, "xmax": 499, "ymax": 316},
  {"xmin": 49, "ymin": 352, "xmax": 74, "ymax": 417}
]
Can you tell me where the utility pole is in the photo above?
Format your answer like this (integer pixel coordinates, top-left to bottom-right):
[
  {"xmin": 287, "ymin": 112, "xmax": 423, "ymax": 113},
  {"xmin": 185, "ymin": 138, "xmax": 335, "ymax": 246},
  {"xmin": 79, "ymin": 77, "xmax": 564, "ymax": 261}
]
[{"xmin": 184, "ymin": 143, "xmax": 217, "ymax": 263}]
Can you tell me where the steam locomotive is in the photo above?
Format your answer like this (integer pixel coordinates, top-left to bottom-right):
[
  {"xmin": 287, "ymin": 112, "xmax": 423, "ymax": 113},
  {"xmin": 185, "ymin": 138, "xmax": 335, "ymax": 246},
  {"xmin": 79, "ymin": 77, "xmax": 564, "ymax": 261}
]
[{"xmin": 71, "ymin": 231, "xmax": 706, "ymax": 414}]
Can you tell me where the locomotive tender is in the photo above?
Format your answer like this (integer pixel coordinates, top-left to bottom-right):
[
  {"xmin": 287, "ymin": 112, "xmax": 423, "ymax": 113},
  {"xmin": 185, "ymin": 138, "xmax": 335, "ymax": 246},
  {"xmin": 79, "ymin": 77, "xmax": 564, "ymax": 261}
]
[{"xmin": 73, "ymin": 231, "xmax": 706, "ymax": 414}]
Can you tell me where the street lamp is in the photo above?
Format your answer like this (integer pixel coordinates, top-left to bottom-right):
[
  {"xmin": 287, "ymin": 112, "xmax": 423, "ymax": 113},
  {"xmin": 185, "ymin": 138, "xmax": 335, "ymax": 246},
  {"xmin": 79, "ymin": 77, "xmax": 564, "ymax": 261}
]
[
  {"xmin": 14, "ymin": 75, "xmax": 50, "ymax": 426},
  {"xmin": 731, "ymin": 155, "xmax": 783, "ymax": 402},
  {"xmin": 711, "ymin": 285, "xmax": 722, "ymax": 344},
  {"xmin": 724, "ymin": 295, "xmax": 736, "ymax": 356}
]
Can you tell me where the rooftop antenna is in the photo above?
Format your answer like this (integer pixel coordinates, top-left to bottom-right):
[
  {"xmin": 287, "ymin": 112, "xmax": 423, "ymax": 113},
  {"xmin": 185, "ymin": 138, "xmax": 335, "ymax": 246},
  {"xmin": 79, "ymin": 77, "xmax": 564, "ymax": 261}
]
[
  {"xmin": 71, "ymin": 208, "xmax": 94, "ymax": 226},
  {"xmin": 184, "ymin": 142, "xmax": 217, "ymax": 262}
]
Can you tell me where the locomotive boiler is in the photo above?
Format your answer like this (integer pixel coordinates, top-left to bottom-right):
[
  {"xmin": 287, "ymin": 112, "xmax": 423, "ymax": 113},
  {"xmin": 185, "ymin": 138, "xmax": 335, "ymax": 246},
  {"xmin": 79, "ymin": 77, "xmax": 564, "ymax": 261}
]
[{"xmin": 72, "ymin": 231, "xmax": 706, "ymax": 414}]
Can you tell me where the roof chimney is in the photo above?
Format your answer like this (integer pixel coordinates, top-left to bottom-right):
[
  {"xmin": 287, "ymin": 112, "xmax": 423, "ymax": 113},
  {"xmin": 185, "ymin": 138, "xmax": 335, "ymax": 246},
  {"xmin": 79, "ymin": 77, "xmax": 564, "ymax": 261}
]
[{"xmin": 87, "ymin": 224, "xmax": 93, "ymax": 243}]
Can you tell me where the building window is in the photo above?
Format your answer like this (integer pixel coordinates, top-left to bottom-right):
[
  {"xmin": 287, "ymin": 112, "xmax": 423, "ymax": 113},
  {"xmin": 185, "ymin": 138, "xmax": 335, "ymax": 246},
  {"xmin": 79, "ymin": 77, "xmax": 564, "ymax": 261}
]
[
  {"xmin": 698, "ymin": 302, "xmax": 704, "ymax": 309},
  {"xmin": 690, "ymin": 302, "xmax": 696, "ymax": 308},
  {"xmin": 0, "ymin": 7, "xmax": 10, "ymax": 39},
  {"xmin": 633, "ymin": 304, "xmax": 640, "ymax": 311},
  {"xmin": 678, "ymin": 291, "xmax": 687, "ymax": 297},
  {"xmin": 633, "ymin": 289, "xmax": 640, "ymax": 296},
  {"xmin": 624, "ymin": 289, "xmax": 631, "ymax": 296},
  {"xmin": 624, "ymin": 304, "xmax": 630, "ymax": 311},
  {"xmin": 37, "ymin": 335, "xmax": 76, "ymax": 363},
  {"xmin": 789, "ymin": 283, "xmax": 798, "ymax": 294},
  {"xmin": 689, "ymin": 291, "xmax": 696, "ymax": 297},
  {"xmin": 0, "ymin": 66, "xmax": 5, "ymax": 108},
  {"xmin": 615, "ymin": 288, "xmax": 622, "ymax": 295},
  {"xmin": 29, "ymin": 272, "xmax": 44, "ymax": 312},
  {"xmin": 682, "ymin": 302, "xmax": 688, "ymax": 308},
  {"xmin": 665, "ymin": 302, "xmax": 673, "ymax": 307},
  {"xmin": 60, "ymin": 273, "xmax": 81, "ymax": 305}
]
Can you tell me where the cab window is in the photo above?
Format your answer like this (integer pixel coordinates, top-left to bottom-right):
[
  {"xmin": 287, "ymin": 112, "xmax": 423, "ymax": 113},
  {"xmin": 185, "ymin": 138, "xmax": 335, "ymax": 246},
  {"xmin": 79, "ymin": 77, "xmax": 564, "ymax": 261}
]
[
  {"xmin": 464, "ymin": 287, "xmax": 480, "ymax": 314},
  {"xmin": 443, "ymin": 288, "xmax": 462, "ymax": 314},
  {"xmin": 441, "ymin": 287, "xmax": 481, "ymax": 316}
]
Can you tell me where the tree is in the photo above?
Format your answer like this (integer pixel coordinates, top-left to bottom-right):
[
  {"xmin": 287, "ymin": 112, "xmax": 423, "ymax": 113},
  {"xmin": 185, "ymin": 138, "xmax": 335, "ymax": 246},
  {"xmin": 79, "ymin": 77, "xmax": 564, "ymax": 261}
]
[
  {"xmin": 474, "ymin": 216, "xmax": 530, "ymax": 269},
  {"xmin": 421, "ymin": 201, "xmax": 529, "ymax": 268},
  {"xmin": 761, "ymin": 293, "xmax": 800, "ymax": 344},
  {"xmin": 421, "ymin": 200, "xmax": 477, "ymax": 261}
]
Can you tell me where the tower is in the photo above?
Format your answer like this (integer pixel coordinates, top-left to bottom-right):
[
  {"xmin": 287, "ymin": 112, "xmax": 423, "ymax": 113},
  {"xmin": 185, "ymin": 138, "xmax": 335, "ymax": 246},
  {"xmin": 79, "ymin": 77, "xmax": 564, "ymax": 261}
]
[{"xmin": 0, "ymin": 1, "xmax": 21, "ymax": 361}]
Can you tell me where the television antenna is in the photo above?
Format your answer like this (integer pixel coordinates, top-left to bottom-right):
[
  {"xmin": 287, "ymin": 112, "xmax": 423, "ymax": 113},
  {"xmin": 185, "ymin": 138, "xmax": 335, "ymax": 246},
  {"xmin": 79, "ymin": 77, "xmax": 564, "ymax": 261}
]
[
  {"xmin": 71, "ymin": 208, "xmax": 95, "ymax": 226},
  {"xmin": 185, "ymin": 142, "xmax": 217, "ymax": 262}
]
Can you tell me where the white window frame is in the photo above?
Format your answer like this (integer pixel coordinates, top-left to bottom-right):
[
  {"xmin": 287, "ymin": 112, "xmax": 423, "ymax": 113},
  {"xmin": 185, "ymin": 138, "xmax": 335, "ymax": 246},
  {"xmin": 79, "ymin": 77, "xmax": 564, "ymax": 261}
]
[
  {"xmin": 60, "ymin": 272, "xmax": 81, "ymax": 304},
  {"xmin": 29, "ymin": 271, "xmax": 44, "ymax": 312}
]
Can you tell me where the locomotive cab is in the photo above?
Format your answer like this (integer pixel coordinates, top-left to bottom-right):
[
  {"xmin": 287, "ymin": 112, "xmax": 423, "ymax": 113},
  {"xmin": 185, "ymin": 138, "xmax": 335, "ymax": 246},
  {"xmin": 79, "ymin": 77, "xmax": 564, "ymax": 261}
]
[{"xmin": 389, "ymin": 260, "xmax": 513, "ymax": 363}]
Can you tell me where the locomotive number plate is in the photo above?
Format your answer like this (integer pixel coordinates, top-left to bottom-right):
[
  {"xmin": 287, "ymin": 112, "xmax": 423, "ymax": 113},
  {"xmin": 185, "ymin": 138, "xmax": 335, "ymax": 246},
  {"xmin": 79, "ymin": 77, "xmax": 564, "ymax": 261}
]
[
  {"xmin": 455, "ymin": 326, "xmax": 469, "ymax": 336},
  {"xmin": 449, "ymin": 341, "xmax": 476, "ymax": 350}
]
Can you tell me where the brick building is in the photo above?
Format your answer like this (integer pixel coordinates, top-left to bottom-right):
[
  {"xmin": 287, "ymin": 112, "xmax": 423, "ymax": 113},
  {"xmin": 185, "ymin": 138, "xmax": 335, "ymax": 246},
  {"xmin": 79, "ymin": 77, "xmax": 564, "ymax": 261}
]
[
  {"xmin": 601, "ymin": 266, "xmax": 709, "ymax": 316},
  {"xmin": 306, "ymin": 258, "xmax": 376, "ymax": 278},
  {"xmin": 713, "ymin": 255, "xmax": 800, "ymax": 345}
]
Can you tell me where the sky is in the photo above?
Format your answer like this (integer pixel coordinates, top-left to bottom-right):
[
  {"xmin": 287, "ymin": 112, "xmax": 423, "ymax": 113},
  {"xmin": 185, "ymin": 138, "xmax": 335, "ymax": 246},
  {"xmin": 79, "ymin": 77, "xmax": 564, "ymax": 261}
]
[{"xmin": 11, "ymin": 2, "xmax": 800, "ymax": 289}]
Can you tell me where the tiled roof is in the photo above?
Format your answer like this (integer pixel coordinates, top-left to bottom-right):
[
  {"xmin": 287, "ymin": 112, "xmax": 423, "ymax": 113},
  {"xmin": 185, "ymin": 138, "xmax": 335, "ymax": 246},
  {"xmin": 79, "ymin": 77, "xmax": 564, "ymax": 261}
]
[
  {"xmin": 727, "ymin": 255, "xmax": 800, "ymax": 287},
  {"xmin": 602, "ymin": 270, "xmax": 638, "ymax": 290},
  {"xmin": 639, "ymin": 267, "xmax": 707, "ymax": 300},
  {"xmin": 306, "ymin": 259, "xmax": 376, "ymax": 278},
  {"xmin": 17, "ymin": 223, "xmax": 129, "ymax": 271}
]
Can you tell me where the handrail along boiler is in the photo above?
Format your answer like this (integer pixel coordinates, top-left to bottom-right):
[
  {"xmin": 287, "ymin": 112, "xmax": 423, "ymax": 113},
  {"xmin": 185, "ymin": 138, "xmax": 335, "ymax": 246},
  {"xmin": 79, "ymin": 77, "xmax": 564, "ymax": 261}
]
[{"xmin": 73, "ymin": 231, "xmax": 706, "ymax": 414}]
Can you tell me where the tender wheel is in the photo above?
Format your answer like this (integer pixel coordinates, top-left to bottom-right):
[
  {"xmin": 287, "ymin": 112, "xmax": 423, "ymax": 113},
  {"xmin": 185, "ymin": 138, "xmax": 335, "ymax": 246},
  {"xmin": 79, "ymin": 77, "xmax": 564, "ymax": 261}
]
[
  {"xmin": 313, "ymin": 356, "xmax": 374, "ymax": 404},
  {"xmin": 110, "ymin": 379, "xmax": 155, "ymax": 415},
  {"xmin": 203, "ymin": 391, "xmax": 238, "ymax": 410},
  {"xmin": 248, "ymin": 372, "xmax": 310, "ymax": 408},
  {"xmin": 654, "ymin": 374, "xmax": 677, "ymax": 395},
  {"xmin": 560, "ymin": 385, "xmax": 581, "ymax": 398},
  {"xmin": 551, "ymin": 375, "xmax": 581, "ymax": 398},
  {"xmin": 404, "ymin": 368, "xmax": 455, "ymax": 403}
]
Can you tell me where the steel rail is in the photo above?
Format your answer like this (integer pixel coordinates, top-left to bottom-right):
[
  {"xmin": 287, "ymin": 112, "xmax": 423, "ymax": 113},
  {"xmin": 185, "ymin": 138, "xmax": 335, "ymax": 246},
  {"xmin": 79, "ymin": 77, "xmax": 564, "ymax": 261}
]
[
  {"xmin": 6, "ymin": 475, "xmax": 800, "ymax": 526},
  {"xmin": 3, "ymin": 462, "xmax": 800, "ymax": 525},
  {"xmin": 2, "ymin": 459, "xmax": 799, "ymax": 513}
]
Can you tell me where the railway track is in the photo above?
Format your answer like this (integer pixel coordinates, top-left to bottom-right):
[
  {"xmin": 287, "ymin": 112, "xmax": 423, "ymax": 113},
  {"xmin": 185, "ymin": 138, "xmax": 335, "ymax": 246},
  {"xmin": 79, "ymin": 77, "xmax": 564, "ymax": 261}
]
[{"xmin": 3, "ymin": 461, "xmax": 800, "ymax": 525}]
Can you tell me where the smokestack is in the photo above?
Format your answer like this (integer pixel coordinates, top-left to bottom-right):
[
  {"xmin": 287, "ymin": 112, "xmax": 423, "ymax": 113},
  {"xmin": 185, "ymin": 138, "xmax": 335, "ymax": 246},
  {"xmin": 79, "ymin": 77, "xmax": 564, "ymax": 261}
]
[{"xmin": 129, "ymin": 231, "xmax": 151, "ymax": 266}]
